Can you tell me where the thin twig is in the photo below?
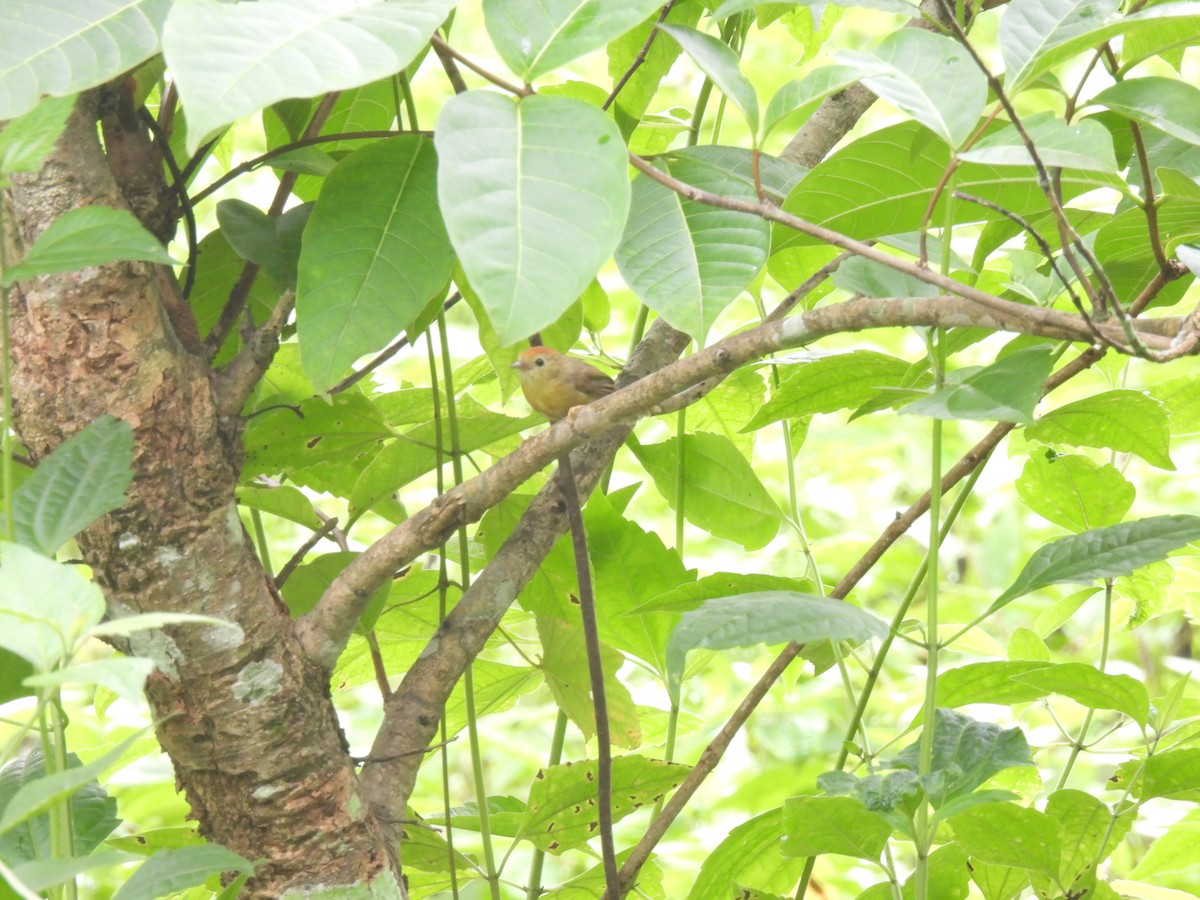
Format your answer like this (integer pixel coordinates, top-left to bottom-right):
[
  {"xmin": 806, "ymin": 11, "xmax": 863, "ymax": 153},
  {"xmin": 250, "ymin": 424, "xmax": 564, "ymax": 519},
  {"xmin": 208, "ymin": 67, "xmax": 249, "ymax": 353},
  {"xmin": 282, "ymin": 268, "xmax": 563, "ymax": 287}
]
[
  {"xmin": 275, "ymin": 516, "xmax": 340, "ymax": 588},
  {"xmin": 429, "ymin": 34, "xmax": 531, "ymax": 96},
  {"xmin": 603, "ymin": 1, "xmax": 678, "ymax": 111},
  {"xmin": 139, "ymin": 108, "xmax": 199, "ymax": 299}
]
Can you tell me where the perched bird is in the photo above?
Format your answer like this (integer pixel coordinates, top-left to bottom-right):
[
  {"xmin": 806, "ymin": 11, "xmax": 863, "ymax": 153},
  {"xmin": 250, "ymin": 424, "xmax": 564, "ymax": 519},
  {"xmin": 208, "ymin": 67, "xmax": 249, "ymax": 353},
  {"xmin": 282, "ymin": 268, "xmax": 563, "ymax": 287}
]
[{"xmin": 511, "ymin": 346, "xmax": 615, "ymax": 421}]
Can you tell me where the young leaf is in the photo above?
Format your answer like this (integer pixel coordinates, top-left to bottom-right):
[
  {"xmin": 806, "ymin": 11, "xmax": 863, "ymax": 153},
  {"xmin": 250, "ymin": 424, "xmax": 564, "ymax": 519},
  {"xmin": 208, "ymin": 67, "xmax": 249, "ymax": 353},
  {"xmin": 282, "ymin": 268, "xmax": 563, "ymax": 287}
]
[
  {"xmin": 0, "ymin": 0, "xmax": 169, "ymax": 120},
  {"xmin": 834, "ymin": 30, "xmax": 987, "ymax": 149},
  {"xmin": 1027, "ymin": 390, "xmax": 1174, "ymax": 470},
  {"xmin": 901, "ymin": 346, "xmax": 1053, "ymax": 423},
  {"xmin": 1091, "ymin": 77, "xmax": 1200, "ymax": 147},
  {"xmin": 295, "ymin": 136, "xmax": 453, "ymax": 391},
  {"xmin": 657, "ymin": 25, "xmax": 760, "ymax": 135},
  {"xmin": 111, "ymin": 844, "xmax": 255, "ymax": 900},
  {"xmin": 10, "ymin": 414, "xmax": 133, "ymax": 557},
  {"xmin": 515, "ymin": 756, "xmax": 689, "ymax": 853},
  {"xmin": 163, "ymin": 0, "xmax": 455, "ymax": 153},
  {"xmin": 629, "ymin": 433, "xmax": 782, "ymax": 550},
  {"xmin": 616, "ymin": 155, "xmax": 769, "ymax": 341},
  {"xmin": 1016, "ymin": 453, "xmax": 1135, "ymax": 532},
  {"xmin": 436, "ymin": 92, "xmax": 629, "ymax": 345},
  {"xmin": 665, "ymin": 593, "xmax": 888, "ymax": 703},
  {"xmin": 2, "ymin": 207, "xmax": 176, "ymax": 285},
  {"xmin": 780, "ymin": 796, "xmax": 891, "ymax": 860},
  {"xmin": 989, "ymin": 514, "xmax": 1200, "ymax": 613},
  {"xmin": 484, "ymin": 0, "xmax": 665, "ymax": 82},
  {"xmin": 0, "ymin": 94, "xmax": 76, "ymax": 177}
]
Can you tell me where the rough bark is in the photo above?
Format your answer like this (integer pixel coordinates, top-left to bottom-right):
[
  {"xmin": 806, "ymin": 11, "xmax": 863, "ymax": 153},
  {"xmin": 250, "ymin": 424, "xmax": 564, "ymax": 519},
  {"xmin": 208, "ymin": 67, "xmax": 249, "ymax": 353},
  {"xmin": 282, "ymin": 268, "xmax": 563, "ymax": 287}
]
[{"xmin": 4, "ymin": 103, "xmax": 398, "ymax": 898}]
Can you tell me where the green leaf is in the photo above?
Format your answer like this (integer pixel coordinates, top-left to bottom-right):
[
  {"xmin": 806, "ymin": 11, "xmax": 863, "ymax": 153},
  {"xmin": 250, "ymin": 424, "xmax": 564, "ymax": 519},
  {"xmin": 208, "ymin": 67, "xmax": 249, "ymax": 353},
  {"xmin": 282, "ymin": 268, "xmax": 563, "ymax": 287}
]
[
  {"xmin": 834, "ymin": 30, "xmax": 986, "ymax": 148},
  {"xmin": 1128, "ymin": 808, "xmax": 1200, "ymax": 887},
  {"xmin": 441, "ymin": 660, "xmax": 541, "ymax": 741},
  {"xmin": 950, "ymin": 803, "xmax": 1061, "ymax": 878},
  {"xmin": 0, "ymin": 94, "xmax": 75, "ymax": 177},
  {"xmin": 1112, "ymin": 748, "xmax": 1200, "ymax": 801},
  {"xmin": 632, "ymin": 572, "xmax": 814, "ymax": 616},
  {"xmin": 24, "ymin": 657, "xmax": 155, "ymax": 705},
  {"xmin": 969, "ymin": 860, "xmax": 1030, "ymax": 900},
  {"xmin": 537, "ymin": 615, "xmax": 640, "ymax": 748},
  {"xmin": 0, "ymin": 0, "xmax": 170, "ymax": 120},
  {"xmin": 743, "ymin": 351, "xmax": 913, "ymax": 431},
  {"xmin": 1150, "ymin": 372, "xmax": 1200, "ymax": 434},
  {"xmin": 990, "ymin": 515, "xmax": 1200, "ymax": 613},
  {"xmin": 684, "ymin": 808, "xmax": 804, "ymax": 900},
  {"xmin": 436, "ymin": 92, "xmax": 629, "ymax": 345},
  {"xmin": 235, "ymin": 484, "xmax": 322, "ymax": 531},
  {"xmin": 665, "ymin": 593, "xmax": 888, "ymax": 704},
  {"xmin": 1016, "ymin": 453, "xmax": 1135, "ymax": 532},
  {"xmin": 892, "ymin": 709, "xmax": 1034, "ymax": 806},
  {"xmin": 1044, "ymin": 789, "xmax": 1129, "ymax": 889},
  {"xmin": 0, "ymin": 732, "xmax": 142, "ymax": 837},
  {"xmin": 1000, "ymin": 0, "xmax": 1121, "ymax": 92},
  {"xmin": 763, "ymin": 66, "xmax": 865, "ymax": 139},
  {"xmin": 12, "ymin": 851, "xmax": 141, "ymax": 893},
  {"xmin": 616, "ymin": 156, "xmax": 769, "ymax": 341},
  {"xmin": 607, "ymin": 1, "xmax": 701, "ymax": 138},
  {"xmin": 0, "ymin": 543, "xmax": 106, "ymax": 671},
  {"xmin": 831, "ymin": 254, "xmax": 942, "ymax": 299},
  {"xmin": 780, "ymin": 796, "xmax": 891, "ymax": 860},
  {"xmin": 516, "ymin": 756, "xmax": 689, "ymax": 853},
  {"xmin": 280, "ymin": 552, "xmax": 389, "ymax": 633},
  {"xmin": 629, "ymin": 434, "xmax": 782, "ymax": 551},
  {"xmin": 958, "ymin": 111, "xmax": 1118, "ymax": 172},
  {"xmin": 1011, "ymin": 663, "xmax": 1149, "ymax": 726},
  {"xmin": 1092, "ymin": 77, "xmax": 1200, "ymax": 147},
  {"xmin": 658, "ymin": 25, "xmax": 760, "ymax": 135},
  {"xmin": 9, "ymin": 415, "xmax": 133, "ymax": 557},
  {"xmin": 215, "ymin": 199, "xmax": 310, "ymax": 288},
  {"xmin": 1094, "ymin": 197, "xmax": 1200, "ymax": 311},
  {"xmin": 163, "ymin": 0, "xmax": 455, "ymax": 153},
  {"xmin": 1027, "ymin": 389, "xmax": 1174, "ymax": 470},
  {"xmin": 901, "ymin": 346, "xmax": 1052, "ymax": 423},
  {"xmin": 2, "ymin": 207, "xmax": 175, "ymax": 285},
  {"xmin": 112, "ymin": 844, "xmax": 255, "ymax": 900},
  {"xmin": 296, "ymin": 136, "xmax": 454, "ymax": 391},
  {"xmin": 484, "ymin": 0, "xmax": 665, "ymax": 81},
  {"xmin": 937, "ymin": 661, "xmax": 1057, "ymax": 708}
]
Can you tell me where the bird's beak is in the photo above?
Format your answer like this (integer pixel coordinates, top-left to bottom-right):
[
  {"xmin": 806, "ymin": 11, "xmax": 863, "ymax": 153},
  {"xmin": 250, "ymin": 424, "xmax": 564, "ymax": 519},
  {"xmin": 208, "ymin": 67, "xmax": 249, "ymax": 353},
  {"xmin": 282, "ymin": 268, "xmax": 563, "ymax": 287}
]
[{"xmin": 510, "ymin": 360, "xmax": 523, "ymax": 370}]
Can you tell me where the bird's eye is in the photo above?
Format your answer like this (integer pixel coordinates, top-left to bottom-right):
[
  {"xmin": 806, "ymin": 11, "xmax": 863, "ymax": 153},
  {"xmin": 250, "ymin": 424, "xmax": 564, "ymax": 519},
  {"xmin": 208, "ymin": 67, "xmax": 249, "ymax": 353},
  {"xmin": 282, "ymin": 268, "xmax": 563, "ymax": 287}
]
[{"xmin": 535, "ymin": 357, "xmax": 545, "ymax": 367}]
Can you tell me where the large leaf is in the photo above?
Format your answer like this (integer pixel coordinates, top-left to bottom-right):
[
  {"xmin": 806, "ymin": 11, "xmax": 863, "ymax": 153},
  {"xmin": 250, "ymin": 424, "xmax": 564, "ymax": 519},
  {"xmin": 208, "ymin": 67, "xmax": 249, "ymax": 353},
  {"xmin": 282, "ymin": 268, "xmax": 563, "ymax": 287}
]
[
  {"xmin": 10, "ymin": 415, "xmax": 133, "ymax": 557},
  {"xmin": 1093, "ymin": 197, "xmax": 1200, "ymax": 310},
  {"xmin": 950, "ymin": 803, "xmax": 1061, "ymax": 878},
  {"xmin": 435, "ymin": 92, "xmax": 630, "ymax": 345},
  {"xmin": 616, "ymin": 154, "xmax": 769, "ymax": 341},
  {"xmin": 1016, "ymin": 453, "xmax": 1134, "ymax": 532},
  {"xmin": 629, "ymin": 433, "xmax": 782, "ymax": 550},
  {"xmin": 296, "ymin": 136, "xmax": 453, "ymax": 391},
  {"xmin": 1091, "ymin": 77, "xmax": 1200, "ymax": 147},
  {"xmin": 0, "ymin": 0, "xmax": 169, "ymax": 120},
  {"xmin": 958, "ymin": 111, "xmax": 1118, "ymax": 172},
  {"xmin": 665, "ymin": 593, "xmax": 888, "ymax": 703},
  {"xmin": 763, "ymin": 65, "xmax": 866, "ymax": 139},
  {"xmin": 0, "ymin": 543, "xmax": 106, "ymax": 671},
  {"xmin": 780, "ymin": 796, "xmax": 891, "ymax": 860},
  {"xmin": 215, "ymin": 200, "xmax": 310, "ymax": 289},
  {"xmin": 657, "ymin": 25, "xmax": 759, "ymax": 134},
  {"xmin": 112, "ymin": 844, "xmax": 255, "ymax": 900},
  {"xmin": 684, "ymin": 808, "xmax": 804, "ymax": 900},
  {"xmin": 1011, "ymin": 663, "xmax": 1150, "ymax": 726},
  {"xmin": 163, "ymin": 0, "xmax": 455, "ymax": 153},
  {"xmin": 515, "ymin": 756, "xmax": 689, "ymax": 853},
  {"xmin": 989, "ymin": 515, "xmax": 1200, "ymax": 613},
  {"xmin": 2, "ymin": 207, "xmax": 175, "ymax": 286},
  {"xmin": 835, "ymin": 30, "xmax": 986, "ymax": 148},
  {"xmin": 484, "ymin": 0, "xmax": 664, "ymax": 81},
  {"xmin": 1027, "ymin": 390, "xmax": 1174, "ymax": 470}
]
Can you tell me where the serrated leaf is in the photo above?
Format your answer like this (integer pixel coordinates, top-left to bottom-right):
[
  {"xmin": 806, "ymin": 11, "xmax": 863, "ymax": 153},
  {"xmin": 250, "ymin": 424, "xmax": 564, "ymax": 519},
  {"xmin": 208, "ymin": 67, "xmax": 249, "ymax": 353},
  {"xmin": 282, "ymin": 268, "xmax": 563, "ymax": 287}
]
[
  {"xmin": 989, "ymin": 514, "xmax": 1200, "ymax": 613},
  {"xmin": 517, "ymin": 756, "xmax": 688, "ymax": 853},
  {"xmin": 0, "ymin": 0, "xmax": 170, "ymax": 120},
  {"xmin": 616, "ymin": 154, "xmax": 768, "ymax": 341},
  {"xmin": 296, "ymin": 136, "xmax": 453, "ymax": 391},
  {"xmin": 780, "ymin": 796, "xmax": 891, "ymax": 860},
  {"xmin": 1012, "ymin": 663, "xmax": 1150, "ymax": 725},
  {"xmin": 436, "ymin": 92, "xmax": 629, "ymax": 345},
  {"xmin": 834, "ymin": 30, "xmax": 986, "ymax": 148},
  {"xmin": 658, "ymin": 24, "xmax": 759, "ymax": 134},
  {"xmin": 629, "ymin": 434, "xmax": 781, "ymax": 550},
  {"xmin": 1027, "ymin": 390, "xmax": 1174, "ymax": 470},
  {"xmin": 3, "ymin": 206, "xmax": 176, "ymax": 285},
  {"xmin": 743, "ymin": 351, "xmax": 913, "ymax": 431},
  {"xmin": 1091, "ymin": 77, "xmax": 1200, "ymax": 147},
  {"xmin": 1016, "ymin": 452, "xmax": 1135, "ymax": 532},
  {"xmin": 901, "ymin": 346, "xmax": 1052, "ymax": 423},
  {"xmin": 164, "ymin": 0, "xmax": 455, "ymax": 153},
  {"xmin": 112, "ymin": 844, "xmax": 254, "ymax": 900},
  {"xmin": 484, "ymin": 0, "xmax": 664, "ymax": 81},
  {"xmin": 9, "ymin": 415, "xmax": 133, "ymax": 557},
  {"xmin": 665, "ymin": 593, "xmax": 887, "ymax": 704},
  {"xmin": 0, "ymin": 94, "xmax": 76, "ymax": 176}
]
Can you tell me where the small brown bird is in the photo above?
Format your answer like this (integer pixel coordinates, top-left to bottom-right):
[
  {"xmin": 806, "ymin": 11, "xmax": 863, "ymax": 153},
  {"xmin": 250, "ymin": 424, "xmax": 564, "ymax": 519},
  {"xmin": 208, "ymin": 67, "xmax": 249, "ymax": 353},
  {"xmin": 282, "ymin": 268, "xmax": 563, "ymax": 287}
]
[{"xmin": 511, "ymin": 346, "xmax": 615, "ymax": 421}]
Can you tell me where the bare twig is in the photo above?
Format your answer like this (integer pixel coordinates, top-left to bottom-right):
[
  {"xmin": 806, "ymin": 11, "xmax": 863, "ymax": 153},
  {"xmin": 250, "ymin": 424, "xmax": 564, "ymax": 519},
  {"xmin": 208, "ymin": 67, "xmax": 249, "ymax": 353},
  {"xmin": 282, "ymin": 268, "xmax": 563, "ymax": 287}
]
[
  {"xmin": 603, "ymin": 1, "xmax": 678, "ymax": 112},
  {"xmin": 428, "ymin": 34, "xmax": 531, "ymax": 97}
]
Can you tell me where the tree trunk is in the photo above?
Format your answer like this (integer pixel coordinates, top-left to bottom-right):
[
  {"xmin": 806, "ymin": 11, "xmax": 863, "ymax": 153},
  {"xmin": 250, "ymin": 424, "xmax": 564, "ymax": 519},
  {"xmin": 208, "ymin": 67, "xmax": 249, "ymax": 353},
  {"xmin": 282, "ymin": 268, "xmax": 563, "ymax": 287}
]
[{"xmin": 4, "ymin": 99, "xmax": 400, "ymax": 898}]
